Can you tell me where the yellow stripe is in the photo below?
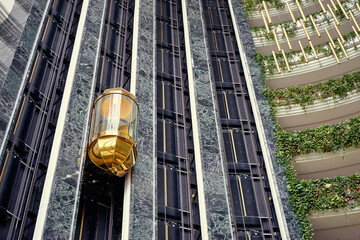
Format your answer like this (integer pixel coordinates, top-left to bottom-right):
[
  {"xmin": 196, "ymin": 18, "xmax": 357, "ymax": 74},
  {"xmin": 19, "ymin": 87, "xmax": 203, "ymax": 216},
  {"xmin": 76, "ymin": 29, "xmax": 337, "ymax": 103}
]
[
  {"xmin": 213, "ymin": 32, "xmax": 218, "ymax": 51},
  {"xmin": 210, "ymin": 8, "xmax": 214, "ymax": 25},
  {"xmin": 160, "ymin": 0, "xmax": 163, "ymax": 16},
  {"xmin": 161, "ymin": 22, "xmax": 164, "ymax": 42},
  {"xmin": 162, "ymin": 49, "xmax": 164, "ymax": 72},
  {"xmin": 162, "ymin": 82, "xmax": 165, "ymax": 109},
  {"xmin": 218, "ymin": 59, "xmax": 224, "ymax": 82},
  {"xmin": 0, "ymin": 153, "xmax": 9, "ymax": 182},
  {"xmin": 29, "ymin": 52, "xmax": 39, "ymax": 83},
  {"xmin": 223, "ymin": 92, "xmax": 230, "ymax": 119},
  {"xmin": 230, "ymin": 130, "xmax": 238, "ymax": 163},
  {"xmin": 99, "ymin": 57, "xmax": 105, "ymax": 85},
  {"xmin": 13, "ymin": 97, "xmax": 26, "ymax": 134},
  {"xmin": 164, "ymin": 166, "xmax": 167, "ymax": 206},
  {"xmin": 238, "ymin": 177, "xmax": 247, "ymax": 216},
  {"xmin": 52, "ymin": 0, "xmax": 56, "ymax": 8},
  {"xmin": 79, "ymin": 203, "xmax": 86, "ymax": 240},
  {"xmin": 163, "ymin": 121, "xmax": 166, "ymax": 153},
  {"xmin": 41, "ymin": 17, "xmax": 50, "ymax": 42},
  {"xmin": 165, "ymin": 224, "xmax": 168, "ymax": 240}
]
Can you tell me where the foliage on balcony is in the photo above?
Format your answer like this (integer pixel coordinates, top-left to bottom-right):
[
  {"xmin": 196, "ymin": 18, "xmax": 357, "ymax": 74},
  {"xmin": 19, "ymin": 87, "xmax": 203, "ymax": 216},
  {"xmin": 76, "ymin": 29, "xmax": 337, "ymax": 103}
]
[
  {"xmin": 274, "ymin": 114, "xmax": 360, "ymax": 238},
  {"xmin": 290, "ymin": 174, "xmax": 360, "ymax": 215},
  {"xmin": 255, "ymin": 31, "xmax": 358, "ymax": 78},
  {"xmin": 243, "ymin": 0, "xmax": 283, "ymax": 17},
  {"xmin": 247, "ymin": 1, "xmax": 360, "ymax": 239},
  {"xmin": 263, "ymin": 71, "xmax": 360, "ymax": 108},
  {"xmin": 251, "ymin": 4, "xmax": 349, "ymax": 40},
  {"xmin": 276, "ymin": 116, "xmax": 360, "ymax": 160},
  {"xmin": 286, "ymin": 173, "xmax": 360, "ymax": 239},
  {"xmin": 243, "ymin": 0, "xmax": 325, "ymax": 17}
]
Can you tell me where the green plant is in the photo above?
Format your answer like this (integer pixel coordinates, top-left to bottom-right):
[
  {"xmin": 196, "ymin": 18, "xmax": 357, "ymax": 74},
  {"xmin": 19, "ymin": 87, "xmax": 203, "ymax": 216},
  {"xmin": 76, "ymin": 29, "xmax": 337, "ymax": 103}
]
[
  {"xmin": 250, "ymin": 0, "xmax": 350, "ymax": 40},
  {"xmin": 286, "ymin": 173, "xmax": 360, "ymax": 239},
  {"xmin": 249, "ymin": 1, "xmax": 360, "ymax": 239},
  {"xmin": 263, "ymin": 71, "xmax": 360, "ymax": 109},
  {"xmin": 243, "ymin": 0, "xmax": 284, "ymax": 18},
  {"xmin": 255, "ymin": 31, "xmax": 358, "ymax": 77},
  {"xmin": 274, "ymin": 115, "xmax": 360, "ymax": 238}
]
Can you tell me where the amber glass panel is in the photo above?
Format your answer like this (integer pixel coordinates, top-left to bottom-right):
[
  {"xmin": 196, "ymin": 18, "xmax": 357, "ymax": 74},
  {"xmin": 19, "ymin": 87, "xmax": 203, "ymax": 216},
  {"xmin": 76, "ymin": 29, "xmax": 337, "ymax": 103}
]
[{"xmin": 88, "ymin": 89, "xmax": 138, "ymax": 177}]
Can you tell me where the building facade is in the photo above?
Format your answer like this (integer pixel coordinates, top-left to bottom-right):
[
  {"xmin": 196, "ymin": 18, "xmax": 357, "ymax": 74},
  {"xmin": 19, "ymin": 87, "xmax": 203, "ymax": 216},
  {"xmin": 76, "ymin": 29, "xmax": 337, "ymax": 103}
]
[{"xmin": 0, "ymin": 0, "xmax": 359, "ymax": 239}]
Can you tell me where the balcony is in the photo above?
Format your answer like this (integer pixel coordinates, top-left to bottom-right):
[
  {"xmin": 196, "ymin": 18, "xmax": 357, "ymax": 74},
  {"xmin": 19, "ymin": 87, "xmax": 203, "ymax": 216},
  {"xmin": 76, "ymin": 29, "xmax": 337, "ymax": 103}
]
[
  {"xmin": 252, "ymin": 7, "xmax": 360, "ymax": 55},
  {"xmin": 309, "ymin": 207, "xmax": 360, "ymax": 240},
  {"xmin": 249, "ymin": 0, "xmax": 323, "ymax": 26},
  {"xmin": 267, "ymin": 38, "xmax": 360, "ymax": 89},
  {"xmin": 293, "ymin": 147, "xmax": 360, "ymax": 179},
  {"xmin": 276, "ymin": 90, "xmax": 360, "ymax": 130}
]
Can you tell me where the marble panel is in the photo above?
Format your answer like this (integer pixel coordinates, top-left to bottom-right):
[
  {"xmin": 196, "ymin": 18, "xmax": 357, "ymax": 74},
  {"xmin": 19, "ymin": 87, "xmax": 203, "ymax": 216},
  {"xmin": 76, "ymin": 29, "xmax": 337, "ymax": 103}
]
[
  {"xmin": 41, "ymin": 0, "xmax": 106, "ymax": 238},
  {"xmin": 184, "ymin": 0, "xmax": 236, "ymax": 238},
  {"xmin": 17, "ymin": 0, "xmax": 34, "ymax": 13},
  {"xmin": 127, "ymin": 0, "xmax": 157, "ymax": 238}
]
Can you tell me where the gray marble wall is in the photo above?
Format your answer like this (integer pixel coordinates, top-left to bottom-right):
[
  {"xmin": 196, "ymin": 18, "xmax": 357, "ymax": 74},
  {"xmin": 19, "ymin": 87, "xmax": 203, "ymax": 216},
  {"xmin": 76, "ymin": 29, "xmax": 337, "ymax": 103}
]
[
  {"xmin": 126, "ymin": 0, "xmax": 157, "ymax": 238},
  {"xmin": 0, "ymin": 0, "xmax": 43, "ymax": 161},
  {"xmin": 0, "ymin": 0, "xmax": 35, "ymax": 86},
  {"xmin": 184, "ymin": 0, "xmax": 236, "ymax": 238},
  {"xmin": 39, "ymin": 0, "xmax": 107, "ymax": 238},
  {"xmin": 229, "ymin": 0, "xmax": 301, "ymax": 239}
]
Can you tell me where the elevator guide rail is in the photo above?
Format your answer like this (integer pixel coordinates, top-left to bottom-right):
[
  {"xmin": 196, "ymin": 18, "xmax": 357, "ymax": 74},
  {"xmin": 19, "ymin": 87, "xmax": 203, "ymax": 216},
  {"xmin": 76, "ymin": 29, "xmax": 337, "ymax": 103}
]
[
  {"xmin": 201, "ymin": 0, "xmax": 281, "ymax": 239},
  {"xmin": 75, "ymin": 0, "xmax": 135, "ymax": 238}
]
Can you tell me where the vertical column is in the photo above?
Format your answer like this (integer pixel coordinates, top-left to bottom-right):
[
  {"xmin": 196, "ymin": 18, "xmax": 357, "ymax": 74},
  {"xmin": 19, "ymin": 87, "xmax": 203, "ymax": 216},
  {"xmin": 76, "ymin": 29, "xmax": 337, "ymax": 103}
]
[
  {"xmin": 125, "ymin": 0, "xmax": 157, "ymax": 238},
  {"xmin": 182, "ymin": 0, "xmax": 235, "ymax": 238},
  {"xmin": 227, "ymin": 0, "xmax": 300, "ymax": 238},
  {"xmin": 33, "ymin": 0, "xmax": 107, "ymax": 238}
]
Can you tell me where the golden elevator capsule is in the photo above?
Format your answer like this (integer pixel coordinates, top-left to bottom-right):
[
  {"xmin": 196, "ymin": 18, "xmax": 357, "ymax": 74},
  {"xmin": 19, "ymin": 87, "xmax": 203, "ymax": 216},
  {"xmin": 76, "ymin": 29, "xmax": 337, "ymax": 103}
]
[{"xmin": 88, "ymin": 88, "xmax": 139, "ymax": 177}]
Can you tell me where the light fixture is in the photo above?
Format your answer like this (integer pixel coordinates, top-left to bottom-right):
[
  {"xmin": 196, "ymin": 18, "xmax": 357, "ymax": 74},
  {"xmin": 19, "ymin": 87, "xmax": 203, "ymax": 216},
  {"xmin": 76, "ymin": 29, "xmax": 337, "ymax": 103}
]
[
  {"xmin": 283, "ymin": 27, "xmax": 293, "ymax": 50},
  {"xmin": 273, "ymin": 29, "xmax": 282, "ymax": 52},
  {"xmin": 333, "ymin": 22, "xmax": 345, "ymax": 43},
  {"xmin": 353, "ymin": 26, "xmax": 360, "ymax": 42},
  {"xmin": 300, "ymin": 19, "xmax": 311, "ymax": 41},
  {"xmin": 299, "ymin": 40, "xmax": 309, "ymax": 63},
  {"xmin": 319, "ymin": 0, "xmax": 327, "ymax": 14},
  {"xmin": 330, "ymin": 0, "xmax": 338, "ymax": 11},
  {"xmin": 328, "ymin": 4, "xmax": 340, "ymax": 25},
  {"xmin": 88, "ymin": 88, "xmax": 139, "ymax": 177},
  {"xmin": 309, "ymin": 40, "xmax": 319, "ymax": 60},
  {"xmin": 282, "ymin": 49, "xmax": 291, "ymax": 72},
  {"xmin": 310, "ymin": 15, "xmax": 321, "ymax": 37},
  {"xmin": 337, "ymin": 0, "xmax": 349, "ymax": 20},
  {"xmin": 261, "ymin": 10, "xmax": 270, "ymax": 34},
  {"xmin": 296, "ymin": 0, "xmax": 307, "ymax": 22},
  {"xmin": 298, "ymin": 40, "xmax": 309, "ymax": 63},
  {"xmin": 272, "ymin": 51, "xmax": 281, "ymax": 74},
  {"xmin": 329, "ymin": 43, "xmax": 340, "ymax": 64},
  {"xmin": 286, "ymin": 2, "xmax": 296, "ymax": 24},
  {"xmin": 350, "ymin": 10, "xmax": 360, "ymax": 31},
  {"xmin": 263, "ymin": 1, "xmax": 272, "ymax": 24},
  {"xmin": 337, "ymin": 38, "xmax": 349, "ymax": 59},
  {"xmin": 325, "ymin": 28, "xmax": 336, "ymax": 48}
]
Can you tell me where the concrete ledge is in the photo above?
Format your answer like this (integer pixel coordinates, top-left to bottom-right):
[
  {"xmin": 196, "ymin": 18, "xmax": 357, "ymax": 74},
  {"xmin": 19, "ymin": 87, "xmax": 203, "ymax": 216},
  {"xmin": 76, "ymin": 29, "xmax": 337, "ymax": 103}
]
[
  {"xmin": 253, "ymin": 9, "xmax": 360, "ymax": 55},
  {"xmin": 250, "ymin": 0, "xmax": 322, "ymax": 26},
  {"xmin": 309, "ymin": 207, "xmax": 360, "ymax": 240},
  {"xmin": 294, "ymin": 148, "xmax": 360, "ymax": 179},
  {"xmin": 267, "ymin": 44, "xmax": 360, "ymax": 89},
  {"xmin": 276, "ymin": 91, "xmax": 360, "ymax": 130}
]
